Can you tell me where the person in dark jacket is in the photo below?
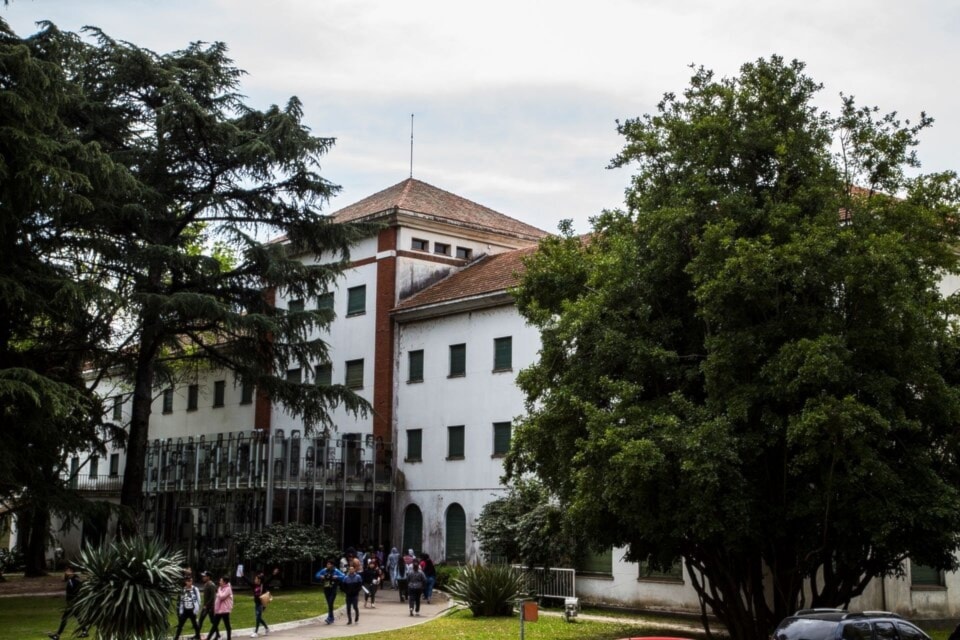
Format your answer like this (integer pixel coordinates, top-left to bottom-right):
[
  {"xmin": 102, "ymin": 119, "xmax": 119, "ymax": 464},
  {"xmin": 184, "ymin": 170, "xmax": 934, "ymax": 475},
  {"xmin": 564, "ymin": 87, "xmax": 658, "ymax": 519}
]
[
  {"xmin": 198, "ymin": 571, "xmax": 217, "ymax": 638},
  {"xmin": 405, "ymin": 561, "xmax": 426, "ymax": 616},
  {"xmin": 340, "ymin": 565, "xmax": 363, "ymax": 625},
  {"xmin": 361, "ymin": 558, "xmax": 383, "ymax": 608},
  {"xmin": 48, "ymin": 566, "xmax": 89, "ymax": 640},
  {"xmin": 420, "ymin": 553, "xmax": 437, "ymax": 603},
  {"xmin": 314, "ymin": 559, "xmax": 344, "ymax": 624},
  {"xmin": 250, "ymin": 572, "xmax": 270, "ymax": 637}
]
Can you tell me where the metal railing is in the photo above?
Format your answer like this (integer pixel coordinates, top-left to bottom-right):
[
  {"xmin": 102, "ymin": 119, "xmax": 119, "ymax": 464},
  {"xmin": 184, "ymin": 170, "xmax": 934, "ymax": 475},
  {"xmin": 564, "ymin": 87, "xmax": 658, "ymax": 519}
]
[{"xmin": 513, "ymin": 566, "xmax": 577, "ymax": 599}]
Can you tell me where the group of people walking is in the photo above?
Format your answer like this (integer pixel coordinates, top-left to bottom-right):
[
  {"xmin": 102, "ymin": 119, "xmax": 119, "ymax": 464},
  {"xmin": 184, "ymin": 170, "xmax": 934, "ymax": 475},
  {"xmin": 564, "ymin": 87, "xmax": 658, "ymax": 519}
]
[
  {"xmin": 171, "ymin": 569, "xmax": 271, "ymax": 640},
  {"xmin": 313, "ymin": 546, "xmax": 437, "ymax": 624}
]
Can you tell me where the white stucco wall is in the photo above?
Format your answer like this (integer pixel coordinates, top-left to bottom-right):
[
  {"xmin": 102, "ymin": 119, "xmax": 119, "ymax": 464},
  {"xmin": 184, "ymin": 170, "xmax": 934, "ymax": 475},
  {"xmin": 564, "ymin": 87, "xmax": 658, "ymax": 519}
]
[{"xmin": 394, "ymin": 304, "xmax": 539, "ymax": 563}]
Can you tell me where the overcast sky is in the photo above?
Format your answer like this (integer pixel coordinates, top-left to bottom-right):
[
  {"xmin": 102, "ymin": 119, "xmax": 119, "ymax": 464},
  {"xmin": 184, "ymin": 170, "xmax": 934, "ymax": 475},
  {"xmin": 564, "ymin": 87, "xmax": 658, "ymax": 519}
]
[{"xmin": 5, "ymin": 0, "xmax": 958, "ymax": 234}]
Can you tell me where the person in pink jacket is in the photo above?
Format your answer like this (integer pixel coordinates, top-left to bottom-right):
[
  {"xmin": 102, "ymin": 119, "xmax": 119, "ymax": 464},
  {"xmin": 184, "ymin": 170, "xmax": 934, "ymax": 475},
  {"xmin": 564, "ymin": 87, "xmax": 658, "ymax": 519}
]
[{"xmin": 205, "ymin": 575, "xmax": 234, "ymax": 640}]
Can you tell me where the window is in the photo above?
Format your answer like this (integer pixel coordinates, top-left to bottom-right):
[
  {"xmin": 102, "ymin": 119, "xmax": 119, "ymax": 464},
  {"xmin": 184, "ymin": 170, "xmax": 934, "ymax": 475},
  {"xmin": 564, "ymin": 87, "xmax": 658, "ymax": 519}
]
[
  {"xmin": 240, "ymin": 381, "xmax": 254, "ymax": 405},
  {"xmin": 345, "ymin": 359, "xmax": 364, "ymax": 389},
  {"xmin": 445, "ymin": 504, "xmax": 467, "ymax": 562},
  {"xmin": 187, "ymin": 384, "xmax": 199, "ymax": 411},
  {"xmin": 162, "ymin": 388, "xmax": 174, "ymax": 414},
  {"xmin": 578, "ymin": 548, "xmax": 613, "ymax": 575},
  {"xmin": 109, "ymin": 453, "xmax": 120, "ymax": 477},
  {"xmin": 89, "ymin": 456, "xmax": 99, "ymax": 478},
  {"xmin": 317, "ymin": 292, "xmax": 334, "ymax": 312},
  {"xmin": 288, "ymin": 298, "xmax": 304, "ymax": 312},
  {"xmin": 347, "ymin": 285, "xmax": 366, "ymax": 316},
  {"xmin": 493, "ymin": 336, "xmax": 512, "ymax": 371},
  {"xmin": 213, "ymin": 380, "xmax": 226, "ymax": 407},
  {"xmin": 286, "ymin": 367, "xmax": 302, "ymax": 383},
  {"xmin": 434, "ymin": 242, "xmax": 450, "ymax": 256},
  {"xmin": 911, "ymin": 561, "xmax": 944, "ymax": 587},
  {"xmin": 447, "ymin": 425, "xmax": 465, "ymax": 458},
  {"xmin": 315, "ymin": 363, "xmax": 332, "ymax": 387},
  {"xmin": 897, "ymin": 622, "xmax": 928, "ymax": 639},
  {"xmin": 408, "ymin": 350, "xmax": 424, "ymax": 383},
  {"xmin": 638, "ymin": 560, "xmax": 683, "ymax": 582},
  {"xmin": 449, "ymin": 343, "xmax": 466, "ymax": 377},
  {"xmin": 112, "ymin": 396, "xmax": 123, "ymax": 421},
  {"xmin": 406, "ymin": 428, "xmax": 423, "ymax": 461},
  {"xmin": 456, "ymin": 246, "xmax": 472, "ymax": 260},
  {"xmin": 874, "ymin": 622, "xmax": 897, "ymax": 639},
  {"xmin": 493, "ymin": 422, "xmax": 511, "ymax": 456},
  {"xmin": 411, "ymin": 238, "xmax": 429, "ymax": 251},
  {"xmin": 842, "ymin": 622, "xmax": 873, "ymax": 640}
]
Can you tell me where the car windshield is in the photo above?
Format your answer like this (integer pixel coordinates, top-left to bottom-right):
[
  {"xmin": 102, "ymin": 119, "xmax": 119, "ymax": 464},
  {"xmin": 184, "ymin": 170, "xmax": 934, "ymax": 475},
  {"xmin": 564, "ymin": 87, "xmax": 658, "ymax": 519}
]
[{"xmin": 773, "ymin": 618, "xmax": 839, "ymax": 640}]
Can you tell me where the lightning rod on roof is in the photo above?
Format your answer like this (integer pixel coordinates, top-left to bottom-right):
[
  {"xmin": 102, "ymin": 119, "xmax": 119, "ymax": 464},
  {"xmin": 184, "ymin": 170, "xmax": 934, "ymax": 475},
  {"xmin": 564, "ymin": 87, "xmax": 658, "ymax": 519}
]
[{"xmin": 409, "ymin": 113, "xmax": 414, "ymax": 179}]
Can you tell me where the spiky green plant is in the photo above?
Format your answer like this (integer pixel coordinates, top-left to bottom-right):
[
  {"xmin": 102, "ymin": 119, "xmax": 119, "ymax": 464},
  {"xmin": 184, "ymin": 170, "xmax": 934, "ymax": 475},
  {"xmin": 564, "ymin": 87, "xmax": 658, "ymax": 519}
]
[
  {"xmin": 72, "ymin": 537, "xmax": 183, "ymax": 639},
  {"xmin": 447, "ymin": 563, "xmax": 524, "ymax": 617}
]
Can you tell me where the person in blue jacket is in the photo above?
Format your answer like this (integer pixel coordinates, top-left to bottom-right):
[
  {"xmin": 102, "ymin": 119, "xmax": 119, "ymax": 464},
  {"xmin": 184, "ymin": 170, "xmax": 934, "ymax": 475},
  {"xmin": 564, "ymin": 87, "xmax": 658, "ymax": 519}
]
[
  {"xmin": 314, "ymin": 559, "xmax": 345, "ymax": 624},
  {"xmin": 339, "ymin": 565, "xmax": 363, "ymax": 625}
]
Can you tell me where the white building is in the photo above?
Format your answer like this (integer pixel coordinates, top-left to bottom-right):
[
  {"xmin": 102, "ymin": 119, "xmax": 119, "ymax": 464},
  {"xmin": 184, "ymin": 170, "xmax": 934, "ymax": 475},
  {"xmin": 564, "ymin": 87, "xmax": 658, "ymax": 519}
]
[{"xmin": 47, "ymin": 178, "xmax": 960, "ymax": 620}]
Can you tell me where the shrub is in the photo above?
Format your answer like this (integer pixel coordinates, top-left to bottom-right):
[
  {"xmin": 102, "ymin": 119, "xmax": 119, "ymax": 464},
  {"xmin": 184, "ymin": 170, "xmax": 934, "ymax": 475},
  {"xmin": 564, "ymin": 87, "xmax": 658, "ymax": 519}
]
[
  {"xmin": 434, "ymin": 563, "xmax": 461, "ymax": 591},
  {"xmin": 0, "ymin": 547, "xmax": 24, "ymax": 579},
  {"xmin": 72, "ymin": 537, "xmax": 183, "ymax": 640},
  {"xmin": 447, "ymin": 562, "xmax": 524, "ymax": 617},
  {"xmin": 235, "ymin": 522, "xmax": 338, "ymax": 569}
]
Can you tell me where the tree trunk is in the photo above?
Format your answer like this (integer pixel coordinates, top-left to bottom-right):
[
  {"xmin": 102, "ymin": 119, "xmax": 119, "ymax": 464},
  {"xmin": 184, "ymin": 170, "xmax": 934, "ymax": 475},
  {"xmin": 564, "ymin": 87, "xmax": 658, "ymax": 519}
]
[{"xmin": 21, "ymin": 503, "xmax": 50, "ymax": 576}]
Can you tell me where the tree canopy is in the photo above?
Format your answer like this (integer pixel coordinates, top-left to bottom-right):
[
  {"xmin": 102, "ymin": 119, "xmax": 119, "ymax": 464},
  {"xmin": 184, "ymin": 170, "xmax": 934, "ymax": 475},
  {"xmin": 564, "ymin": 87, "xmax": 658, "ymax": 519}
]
[
  {"xmin": 0, "ymin": 17, "xmax": 374, "ymax": 538},
  {"xmin": 508, "ymin": 56, "xmax": 960, "ymax": 640}
]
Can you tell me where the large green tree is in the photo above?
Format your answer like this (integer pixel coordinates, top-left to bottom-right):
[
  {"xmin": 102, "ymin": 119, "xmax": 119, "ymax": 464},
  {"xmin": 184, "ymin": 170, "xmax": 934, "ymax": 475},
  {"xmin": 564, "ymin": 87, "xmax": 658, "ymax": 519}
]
[
  {"xmin": 0, "ymin": 18, "xmax": 130, "ymax": 573},
  {"xmin": 508, "ymin": 57, "xmax": 960, "ymax": 639},
  {"xmin": 53, "ymin": 28, "xmax": 375, "ymax": 524}
]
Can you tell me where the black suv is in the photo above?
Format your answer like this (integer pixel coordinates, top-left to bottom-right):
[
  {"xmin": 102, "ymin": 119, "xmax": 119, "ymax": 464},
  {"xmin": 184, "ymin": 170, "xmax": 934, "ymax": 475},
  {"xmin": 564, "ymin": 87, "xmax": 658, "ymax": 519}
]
[{"xmin": 771, "ymin": 608, "xmax": 931, "ymax": 639}]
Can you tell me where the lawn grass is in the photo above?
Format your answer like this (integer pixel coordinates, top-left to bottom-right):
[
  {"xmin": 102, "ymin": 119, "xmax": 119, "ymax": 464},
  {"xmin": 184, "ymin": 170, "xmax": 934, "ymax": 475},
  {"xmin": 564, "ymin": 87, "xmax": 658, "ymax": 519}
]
[{"xmin": 0, "ymin": 587, "xmax": 338, "ymax": 638}]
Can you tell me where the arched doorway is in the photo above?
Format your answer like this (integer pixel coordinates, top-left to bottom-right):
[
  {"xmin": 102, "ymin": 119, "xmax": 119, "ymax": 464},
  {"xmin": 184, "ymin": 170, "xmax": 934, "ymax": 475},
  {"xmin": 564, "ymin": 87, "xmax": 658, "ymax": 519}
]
[
  {"xmin": 402, "ymin": 504, "xmax": 423, "ymax": 555},
  {"xmin": 445, "ymin": 503, "xmax": 466, "ymax": 562}
]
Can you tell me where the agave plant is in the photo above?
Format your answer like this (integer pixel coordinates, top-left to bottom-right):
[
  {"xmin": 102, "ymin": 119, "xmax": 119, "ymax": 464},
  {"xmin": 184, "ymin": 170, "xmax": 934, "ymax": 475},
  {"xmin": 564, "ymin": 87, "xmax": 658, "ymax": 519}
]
[
  {"xmin": 72, "ymin": 537, "xmax": 183, "ymax": 640},
  {"xmin": 447, "ymin": 562, "xmax": 524, "ymax": 617}
]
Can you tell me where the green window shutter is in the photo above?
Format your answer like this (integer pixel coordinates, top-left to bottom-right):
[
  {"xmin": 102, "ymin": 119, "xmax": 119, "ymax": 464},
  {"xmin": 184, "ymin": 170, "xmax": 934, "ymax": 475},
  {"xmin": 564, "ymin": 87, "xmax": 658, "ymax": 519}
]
[
  {"xmin": 213, "ymin": 380, "xmax": 226, "ymax": 407},
  {"xmin": 406, "ymin": 429, "xmax": 422, "ymax": 460},
  {"xmin": 448, "ymin": 425, "xmax": 465, "ymax": 458},
  {"xmin": 288, "ymin": 298, "xmax": 304, "ymax": 312},
  {"xmin": 449, "ymin": 343, "xmax": 466, "ymax": 377},
  {"xmin": 402, "ymin": 505, "xmax": 423, "ymax": 556},
  {"xmin": 446, "ymin": 503, "xmax": 467, "ymax": 562},
  {"xmin": 345, "ymin": 359, "xmax": 364, "ymax": 389},
  {"xmin": 347, "ymin": 285, "xmax": 366, "ymax": 315},
  {"xmin": 109, "ymin": 453, "xmax": 120, "ymax": 477},
  {"xmin": 162, "ymin": 388, "xmax": 174, "ymax": 413},
  {"xmin": 187, "ymin": 384, "xmax": 199, "ymax": 411},
  {"xmin": 89, "ymin": 456, "xmax": 99, "ymax": 478},
  {"xmin": 493, "ymin": 422, "xmax": 511, "ymax": 455},
  {"xmin": 408, "ymin": 350, "xmax": 424, "ymax": 382},
  {"xmin": 912, "ymin": 561, "xmax": 943, "ymax": 586},
  {"xmin": 493, "ymin": 336, "xmax": 512, "ymax": 370},
  {"xmin": 639, "ymin": 560, "xmax": 683, "ymax": 581},
  {"xmin": 240, "ymin": 381, "xmax": 254, "ymax": 405},
  {"xmin": 317, "ymin": 292, "xmax": 334, "ymax": 311},
  {"xmin": 286, "ymin": 368, "xmax": 302, "ymax": 383},
  {"xmin": 316, "ymin": 363, "xmax": 332, "ymax": 387},
  {"xmin": 112, "ymin": 396, "xmax": 123, "ymax": 421},
  {"xmin": 579, "ymin": 548, "xmax": 613, "ymax": 574}
]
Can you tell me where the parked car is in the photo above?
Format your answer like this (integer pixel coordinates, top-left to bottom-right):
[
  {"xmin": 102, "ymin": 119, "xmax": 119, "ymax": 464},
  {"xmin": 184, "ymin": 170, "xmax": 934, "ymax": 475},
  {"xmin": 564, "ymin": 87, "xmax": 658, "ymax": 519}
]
[{"xmin": 771, "ymin": 608, "xmax": 931, "ymax": 640}]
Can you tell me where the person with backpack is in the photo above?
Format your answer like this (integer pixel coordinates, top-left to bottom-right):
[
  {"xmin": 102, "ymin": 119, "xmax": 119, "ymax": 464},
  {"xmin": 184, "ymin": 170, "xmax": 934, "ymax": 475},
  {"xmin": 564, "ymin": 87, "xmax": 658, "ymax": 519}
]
[
  {"xmin": 405, "ymin": 560, "xmax": 426, "ymax": 617},
  {"xmin": 173, "ymin": 575, "xmax": 202, "ymax": 640},
  {"xmin": 314, "ymin": 558, "xmax": 345, "ymax": 624}
]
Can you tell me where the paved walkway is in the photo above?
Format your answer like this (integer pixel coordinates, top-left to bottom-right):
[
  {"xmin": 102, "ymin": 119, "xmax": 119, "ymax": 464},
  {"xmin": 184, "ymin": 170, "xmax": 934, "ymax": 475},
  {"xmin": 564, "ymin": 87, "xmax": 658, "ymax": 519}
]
[{"xmin": 225, "ymin": 591, "xmax": 451, "ymax": 639}]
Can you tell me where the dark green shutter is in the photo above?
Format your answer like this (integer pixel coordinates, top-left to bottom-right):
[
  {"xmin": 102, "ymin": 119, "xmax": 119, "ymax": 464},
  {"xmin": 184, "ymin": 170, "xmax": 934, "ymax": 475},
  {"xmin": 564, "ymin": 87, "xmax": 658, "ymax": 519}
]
[
  {"xmin": 347, "ymin": 285, "xmax": 366, "ymax": 315},
  {"xmin": 493, "ymin": 337, "xmax": 512, "ymax": 370},
  {"xmin": 345, "ymin": 359, "xmax": 364, "ymax": 388},
  {"xmin": 493, "ymin": 422, "xmax": 511, "ymax": 455},
  {"xmin": 912, "ymin": 562, "xmax": 943, "ymax": 586},
  {"xmin": 446, "ymin": 504, "xmax": 466, "ymax": 562},
  {"xmin": 579, "ymin": 548, "xmax": 612, "ymax": 574},
  {"xmin": 317, "ymin": 292, "xmax": 334, "ymax": 311},
  {"xmin": 448, "ymin": 426, "xmax": 464, "ymax": 458},
  {"xmin": 316, "ymin": 363, "xmax": 332, "ymax": 386},
  {"xmin": 162, "ymin": 388, "xmax": 174, "ymax": 413},
  {"xmin": 407, "ymin": 429, "xmax": 422, "ymax": 460},
  {"xmin": 286, "ymin": 368, "xmax": 302, "ymax": 383},
  {"xmin": 112, "ymin": 396, "xmax": 123, "ymax": 420},
  {"xmin": 402, "ymin": 505, "xmax": 423, "ymax": 556},
  {"xmin": 240, "ymin": 381, "xmax": 254, "ymax": 404},
  {"xmin": 188, "ymin": 384, "xmax": 199, "ymax": 410},
  {"xmin": 288, "ymin": 298, "xmax": 304, "ymax": 312},
  {"xmin": 213, "ymin": 380, "xmax": 225, "ymax": 407},
  {"xmin": 449, "ymin": 344, "xmax": 466, "ymax": 376},
  {"xmin": 408, "ymin": 350, "xmax": 424, "ymax": 382}
]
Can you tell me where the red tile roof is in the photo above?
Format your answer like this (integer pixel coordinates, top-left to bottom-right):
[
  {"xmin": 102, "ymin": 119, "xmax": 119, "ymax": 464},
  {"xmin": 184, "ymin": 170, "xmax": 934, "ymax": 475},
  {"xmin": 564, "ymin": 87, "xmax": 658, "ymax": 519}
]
[
  {"xmin": 394, "ymin": 247, "xmax": 536, "ymax": 311},
  {"xmin": 331, "ymin": 178, "xmax": 548, "ymax": 240}
]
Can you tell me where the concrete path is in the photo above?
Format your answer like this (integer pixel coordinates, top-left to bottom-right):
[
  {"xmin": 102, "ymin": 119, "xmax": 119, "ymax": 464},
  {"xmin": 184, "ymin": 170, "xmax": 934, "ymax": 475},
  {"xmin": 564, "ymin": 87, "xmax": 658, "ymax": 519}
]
[{"xmin": 223, "ymin": 591, "xmax": 451, "ymax": 639}]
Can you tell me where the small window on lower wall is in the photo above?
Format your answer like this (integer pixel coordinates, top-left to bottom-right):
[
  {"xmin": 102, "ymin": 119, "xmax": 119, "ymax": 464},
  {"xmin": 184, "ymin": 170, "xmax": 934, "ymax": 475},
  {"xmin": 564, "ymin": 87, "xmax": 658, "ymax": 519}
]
[
  {"xmin": 345, "ymin": 359, "xmax": 364, "ymax": 389},
  {"xmin": 911, "ymin": 561, "xmax": 945, "ymax": 587},
  {"xmin": 406, "ymin": 428, "xmax": 422, "ymax": 462},
  {"xmin": 638, "ymin": 560, "xmax": 683, "ymax": 582},
  {"xmin": 577, "ymin": 548, "xmax": 612, "ymax": 575}
]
